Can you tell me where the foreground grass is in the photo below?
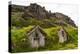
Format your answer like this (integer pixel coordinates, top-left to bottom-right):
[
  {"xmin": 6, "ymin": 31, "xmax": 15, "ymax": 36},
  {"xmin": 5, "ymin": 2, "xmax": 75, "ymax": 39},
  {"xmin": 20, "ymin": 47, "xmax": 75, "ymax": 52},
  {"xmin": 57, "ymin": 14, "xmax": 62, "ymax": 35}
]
[{"xmin": 11, "ymin": 25, "xmax": 78, "ymax": 53}]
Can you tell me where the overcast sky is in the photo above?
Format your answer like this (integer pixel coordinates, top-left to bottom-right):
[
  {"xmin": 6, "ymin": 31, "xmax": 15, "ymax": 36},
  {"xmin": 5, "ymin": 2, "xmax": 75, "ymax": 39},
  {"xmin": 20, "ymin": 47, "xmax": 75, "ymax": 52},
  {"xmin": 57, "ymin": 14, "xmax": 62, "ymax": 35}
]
[{"xmin": 11, "ymin": 0, "xmax": 79, "ymax": 25}]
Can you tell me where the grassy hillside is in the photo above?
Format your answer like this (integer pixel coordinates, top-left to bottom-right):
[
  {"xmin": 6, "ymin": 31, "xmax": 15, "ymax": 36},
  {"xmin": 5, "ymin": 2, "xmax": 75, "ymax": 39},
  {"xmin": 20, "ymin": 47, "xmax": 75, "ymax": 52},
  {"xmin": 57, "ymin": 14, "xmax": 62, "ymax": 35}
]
[
  {"xmin": 11, "ymin": 25, "xmax": 78, "ymax": 52},
  {"xmin": 10, "ymin": 4, "xmax": 78, "ymax": 53},
  {"xmin": 11, "ymin": 4, "xmax": 77, "ymax": 28}
]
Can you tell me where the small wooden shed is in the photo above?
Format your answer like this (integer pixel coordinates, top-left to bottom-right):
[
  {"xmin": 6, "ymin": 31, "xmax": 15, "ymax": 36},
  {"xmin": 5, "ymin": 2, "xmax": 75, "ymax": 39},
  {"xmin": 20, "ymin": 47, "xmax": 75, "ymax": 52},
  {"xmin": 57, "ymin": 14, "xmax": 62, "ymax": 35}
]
[
  {"xmin": 27, "ymin": 25, "xmax": 46, "ymax": 48},
  {"xmin": 58, "ymin": 27, "xmax": 68, "ymax": 43}
]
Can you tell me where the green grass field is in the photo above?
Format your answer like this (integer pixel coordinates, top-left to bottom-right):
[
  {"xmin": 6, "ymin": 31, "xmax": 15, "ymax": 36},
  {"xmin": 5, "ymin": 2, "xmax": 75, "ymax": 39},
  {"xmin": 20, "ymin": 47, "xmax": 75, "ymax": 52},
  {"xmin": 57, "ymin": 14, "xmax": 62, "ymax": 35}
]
[{"xmin": 11, "ymin": 25, "xmax": 78, "ymax": 53}]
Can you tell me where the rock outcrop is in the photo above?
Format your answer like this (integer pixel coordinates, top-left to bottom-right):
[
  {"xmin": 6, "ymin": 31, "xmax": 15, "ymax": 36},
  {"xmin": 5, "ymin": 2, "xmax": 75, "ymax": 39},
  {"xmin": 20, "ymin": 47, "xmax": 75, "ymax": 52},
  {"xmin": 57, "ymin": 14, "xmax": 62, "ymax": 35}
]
[
  {"xmin": 11, "ymin": 3, "xmax": 77, "ymax": 27},
  {"xmin": 23, "ymin": 3, "xmax": 50, "ymax": 19}
]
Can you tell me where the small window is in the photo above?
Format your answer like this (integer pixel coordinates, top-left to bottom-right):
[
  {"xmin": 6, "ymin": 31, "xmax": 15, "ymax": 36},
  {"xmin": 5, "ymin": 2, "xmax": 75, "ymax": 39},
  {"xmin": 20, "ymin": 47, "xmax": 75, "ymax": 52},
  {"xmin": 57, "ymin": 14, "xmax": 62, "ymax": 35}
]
[
  {"xmin": 34, "ymin": 33, "xmax": 39, "ymax": 40},
  {"xmin": 62, "ymin": 31, "xmax": 64, "ymax": 37},
  {"xmin": 34, "ymin": 37, "xmax": 39, "ymax": 40}
]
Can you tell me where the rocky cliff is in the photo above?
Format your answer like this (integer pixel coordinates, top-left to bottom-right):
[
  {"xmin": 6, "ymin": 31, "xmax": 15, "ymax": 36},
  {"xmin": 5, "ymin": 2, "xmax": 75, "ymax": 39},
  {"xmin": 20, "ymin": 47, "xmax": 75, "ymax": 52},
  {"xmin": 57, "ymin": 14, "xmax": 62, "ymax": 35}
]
[{"xmin": 10, "ymin": 3, "xmax": 77, "ymax": 27}]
